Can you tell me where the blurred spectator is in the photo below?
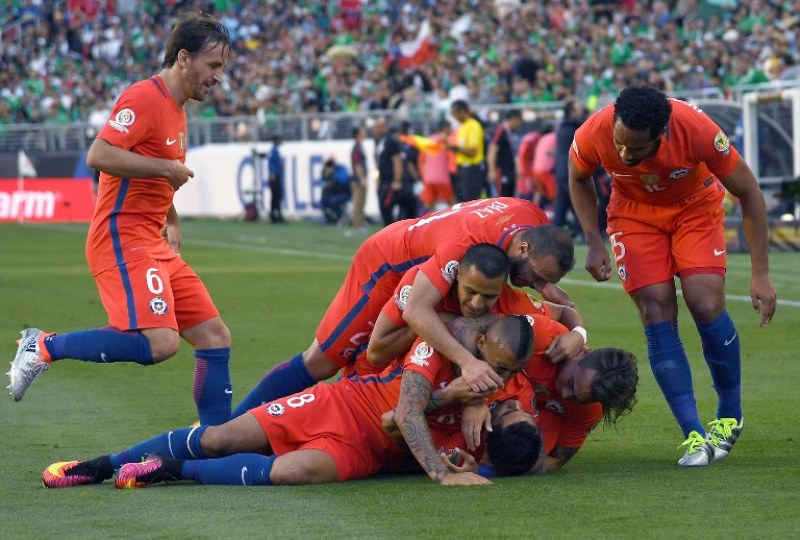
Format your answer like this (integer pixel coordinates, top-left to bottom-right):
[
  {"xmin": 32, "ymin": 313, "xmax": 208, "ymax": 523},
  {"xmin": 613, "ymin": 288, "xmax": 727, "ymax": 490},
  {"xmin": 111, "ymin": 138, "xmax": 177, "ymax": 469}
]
[
  {"xmin": 417, "ymin": 119, "xmax": 455, "ymax": 212},
  {"xmin": 348, "ymin": 126, "xmax": 368, "ymax": 232},
  {"xmin": 516, "ymin": 128, "xmax": 541, "ymax": 201},
  {"xmin": 487, "ymin": 109, "xmax": 522, "ymax": 198},
  {"xmin": 1, "ymin": 0, "xmax": 799, "ymax": 128},
  {"xmin": 320, "ymin": 155, "xmax": 351, "ymax": 225},
  {"xmin": 531, "ymin": 126, "xmax": 557, "ymax": 209},
  {"xmin": 553, "ymin": 99, "xmax": 587, "ymax": 236},
  {"xmin": 268, "ymin": 134, "xmax": 285, "ymax": 224},
  {"xmin": 373, "ymin": 117, "xmax": 402, "ymax": 226},
  {"xmin": 448, "ymin": 99, "xmax": 485, "ymax": 202}
]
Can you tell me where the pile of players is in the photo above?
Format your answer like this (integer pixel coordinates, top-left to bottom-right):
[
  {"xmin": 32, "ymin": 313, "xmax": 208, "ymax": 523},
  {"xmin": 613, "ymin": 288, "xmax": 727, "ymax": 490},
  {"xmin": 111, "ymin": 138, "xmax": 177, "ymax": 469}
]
[{"xmin": 8, "ymin": 13, "xmax": 775, "ymax": 490}]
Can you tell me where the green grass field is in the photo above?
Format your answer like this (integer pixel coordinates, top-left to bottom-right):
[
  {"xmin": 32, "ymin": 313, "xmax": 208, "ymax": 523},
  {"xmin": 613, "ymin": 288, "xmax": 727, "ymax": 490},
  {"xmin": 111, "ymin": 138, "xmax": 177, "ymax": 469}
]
[{"xmin": 1, "ymin": 220, "xmax": 798, "ymax": 539}]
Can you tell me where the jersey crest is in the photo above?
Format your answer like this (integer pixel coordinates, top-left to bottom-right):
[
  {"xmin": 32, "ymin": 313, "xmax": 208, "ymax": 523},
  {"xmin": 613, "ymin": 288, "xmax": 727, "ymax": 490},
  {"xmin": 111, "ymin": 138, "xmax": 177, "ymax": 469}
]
[
  {"xmin": 108, "ymin": 108, "xmax": 136, "ymax": 133},
  {"xmin": 410, "ymin": 342, "xmax": 434, "ymax": 367}
]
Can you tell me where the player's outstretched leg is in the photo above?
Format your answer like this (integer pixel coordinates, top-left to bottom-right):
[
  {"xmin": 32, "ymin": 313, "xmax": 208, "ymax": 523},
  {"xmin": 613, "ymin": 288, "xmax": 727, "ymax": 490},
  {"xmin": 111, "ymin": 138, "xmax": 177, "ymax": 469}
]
[
  {"xmin": 7, "ymin": 328, "xmax": 51, "ymax": 401},
  {"xmin": 42, "ymin": 456, "xmax": 114, "ymax": 488},
  {"xmin": 116, "ymin": 455, "xmax": 182, "ymax": 489},
  {"xmin": 115, "ymin": 453, "xmax": 278, "ymax": 488}
]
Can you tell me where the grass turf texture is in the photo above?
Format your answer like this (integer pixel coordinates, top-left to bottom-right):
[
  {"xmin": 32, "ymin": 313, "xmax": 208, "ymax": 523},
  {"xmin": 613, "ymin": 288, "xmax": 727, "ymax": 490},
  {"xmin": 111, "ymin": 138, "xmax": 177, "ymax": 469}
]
[{"xmin": 1, "ymin": 220, "xmax": 798, "ymax": 539}]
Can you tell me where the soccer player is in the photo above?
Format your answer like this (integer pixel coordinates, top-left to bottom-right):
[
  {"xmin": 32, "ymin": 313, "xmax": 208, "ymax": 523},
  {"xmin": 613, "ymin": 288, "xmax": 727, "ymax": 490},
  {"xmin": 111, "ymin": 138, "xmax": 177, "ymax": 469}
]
[
  {"xmin": 7, "ymin": 13, "xmax": 235, "ymax": 425},
  {"xmin": 365, "ymin": 244, "xmax": 586, "ymax": 370},
  {"xmin": 568, "ymin": 85, "xmax": 777, "ymax": 466},
  {"xmin": 42, "ymin": 315, "xmax": 537, "ymax": 488},
  {"xmin": 230, "ymin": 199, "xmax": 575, "ymax": 419}
]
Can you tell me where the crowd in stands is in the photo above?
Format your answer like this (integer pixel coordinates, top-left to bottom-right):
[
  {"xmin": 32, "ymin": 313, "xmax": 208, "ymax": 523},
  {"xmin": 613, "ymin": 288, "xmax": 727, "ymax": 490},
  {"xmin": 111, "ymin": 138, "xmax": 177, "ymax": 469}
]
[{"xmin": 2, "ymin": 0, "xmax": 800, "ymax": 128}]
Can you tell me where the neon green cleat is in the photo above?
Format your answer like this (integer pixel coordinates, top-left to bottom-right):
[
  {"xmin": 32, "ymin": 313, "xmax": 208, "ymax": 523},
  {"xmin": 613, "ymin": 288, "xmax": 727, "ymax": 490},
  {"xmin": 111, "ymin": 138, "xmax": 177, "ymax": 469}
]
[{"xmin": 706, "ymin": 417, "xmax": 744, "ymax": 464}]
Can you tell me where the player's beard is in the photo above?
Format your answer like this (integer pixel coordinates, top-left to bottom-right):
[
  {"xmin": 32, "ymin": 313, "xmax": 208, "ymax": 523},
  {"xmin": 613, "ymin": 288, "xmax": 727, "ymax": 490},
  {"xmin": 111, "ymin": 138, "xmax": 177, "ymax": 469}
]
[{"xmin": 187, "ymin": 71, "xmax": 211, "ymax": 102}]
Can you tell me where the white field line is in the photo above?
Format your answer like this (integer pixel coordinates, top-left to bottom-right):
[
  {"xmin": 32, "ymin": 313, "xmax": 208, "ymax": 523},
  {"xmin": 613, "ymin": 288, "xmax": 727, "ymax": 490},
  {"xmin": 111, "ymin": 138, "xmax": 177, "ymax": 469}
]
[{"xmin": 20, "ymin": 224, "xmax": 800, "ymax": 308}]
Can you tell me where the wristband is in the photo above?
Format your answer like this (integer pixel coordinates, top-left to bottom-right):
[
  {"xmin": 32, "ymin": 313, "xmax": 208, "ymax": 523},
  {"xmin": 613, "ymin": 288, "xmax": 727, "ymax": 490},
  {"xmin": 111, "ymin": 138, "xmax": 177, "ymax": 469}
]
[
  {"xmin": 572, "ymin": 325, "xmax": 588, "ymax": 345},
  {"xmin": 477, "ymin": 464, "xmax": 495, "ymax": 478}
]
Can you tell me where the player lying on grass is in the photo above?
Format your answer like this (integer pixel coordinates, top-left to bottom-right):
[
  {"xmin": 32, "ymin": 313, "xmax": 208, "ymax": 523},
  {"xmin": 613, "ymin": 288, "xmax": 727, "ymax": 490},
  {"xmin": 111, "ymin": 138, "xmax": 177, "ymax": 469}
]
[
  {"xmin": 368, "ymin": 243, "xmax": 638, "ymax": 472},
  {"xmin": 383, "ymin": 311, "xmax": 639, "ymax": 474},
  {"xmin": 43, "ymin": 315, "xmax": 537, "ymax": 488},
  {"xmin": 229, "ymin": 201, "xmax": 575, "ymax": 422}
]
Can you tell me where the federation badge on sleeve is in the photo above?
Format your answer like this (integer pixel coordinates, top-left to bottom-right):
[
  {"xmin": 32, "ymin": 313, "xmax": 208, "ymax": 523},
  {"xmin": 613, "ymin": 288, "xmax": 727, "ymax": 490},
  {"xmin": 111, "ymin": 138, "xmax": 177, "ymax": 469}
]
[
  {"xmin": 149, "ymin": 297, "xmax": 168, "ymax": 315},
  {"xmin": 714, "ymin": 131, "xmax": 730, "ymax": 154},
  {"xmin": 410, "ymin": 342, "xmax": 434, "ymax": 367},
  {"xmin": 267, "ymin": 403, "xmax": 285, "ymax": 417},
  {"xmin": 441, "ymin": 260, "xmax": 459, "ymax": 284},
  {"xmin": 108, "ymin": 108, "xmax": 136, "ymax": 133},
  {"xmin": 396, "ymin": 285, "xmax": 412, "ymax": 312}
]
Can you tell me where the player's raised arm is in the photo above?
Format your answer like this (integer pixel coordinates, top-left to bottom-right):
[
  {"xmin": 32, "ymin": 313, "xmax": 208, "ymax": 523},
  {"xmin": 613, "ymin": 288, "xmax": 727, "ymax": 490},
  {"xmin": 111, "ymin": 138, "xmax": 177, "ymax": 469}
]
[
  {"xmin": 717, "ymin": 159, "xmax": 777, "ymax": 326},
  {"xmin": 403, "ymin": 271, "xmax": 503, "ymax": 392}
]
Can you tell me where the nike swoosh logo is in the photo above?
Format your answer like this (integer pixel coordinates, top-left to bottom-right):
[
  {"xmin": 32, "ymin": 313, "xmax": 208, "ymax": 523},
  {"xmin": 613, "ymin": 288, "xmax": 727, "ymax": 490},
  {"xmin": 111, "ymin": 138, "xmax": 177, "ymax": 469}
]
[
  {"xmin": 241, "ymin": 466, "xmax": 248, "ymax": 485},
  {"xmin": 100, "ymin": 352, "xmax": 108, "ymax": 362},
  {"xmin": 166, "ymin": 137, "xmax": 176, "ymax": 145},
  {"xmin": 714, "ymin": 248, "xmax": 726, "ymax": 256},
  {"xmin": 224, "ymin": 388, "xmax": 233, "ymax": 394},
  {"xmin": 724, "ymin": 331, "xmax": 737, "ymax": 346}
]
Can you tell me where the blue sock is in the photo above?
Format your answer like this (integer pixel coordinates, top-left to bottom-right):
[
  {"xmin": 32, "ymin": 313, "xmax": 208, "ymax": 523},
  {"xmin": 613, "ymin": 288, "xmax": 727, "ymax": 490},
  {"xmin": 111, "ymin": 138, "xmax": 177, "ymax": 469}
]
[
  {"xmin": 193, "ymin": 348, "xmax": 232, "ymax": 425},
  {"xmin": 110, "ymin": 425, "xmax": 208, "ymax": 469},
  {"xmin": 181, "ymin": 453, "xmax": 275, "ymax": 486},
  {"xmin": 645, "ymin": 321, "xmax": 704, "ymax": 437},
  {"xmin": 231, "ymin": 354, "xmax": 315, "ymax": 418},
  {"xmin": 43, "ymin": 326, "xmax": 153, "ymax": 365},
  {"xmin": 697, "ymin": 311, "xmax": 742, "ymax": 421}
]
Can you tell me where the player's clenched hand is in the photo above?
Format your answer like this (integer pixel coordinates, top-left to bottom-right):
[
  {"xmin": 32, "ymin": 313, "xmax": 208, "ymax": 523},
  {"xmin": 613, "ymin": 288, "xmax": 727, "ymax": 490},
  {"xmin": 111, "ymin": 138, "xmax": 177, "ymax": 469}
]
[
  {"xmin": 380, "ymin": 410, "xmax": 404, "ymax": 443},
  {"xmin": 751, "ymin": 273, "xmax": 777, "ymax": 326},
  {"xmin": 461, "ymin": 356, "xmax": 502, "ymax": 393},
  {"xmin": 440, "ymin": 447, "xmax": 478, "ymax": 474},
  {"xmin": 545, "ymin": 332, "xmax": 584, "ymax": 364},
  {"xmin": 161, "ymin": 223, "xmax": 182, "ymax": 254},
  {"xmin": 461, "ymin": 403, "xmax": 491, "ymax": 451},
  {"xmin": 585, "ymin": 241, "xmax": 612, "ymax": 282},
  {"xmin": 166, "ymin": 160, "xmax": 194, "ymax": 191},
  {"xmin": 439, "ymin": 471, "xmax": 492, "ymax": 486}
]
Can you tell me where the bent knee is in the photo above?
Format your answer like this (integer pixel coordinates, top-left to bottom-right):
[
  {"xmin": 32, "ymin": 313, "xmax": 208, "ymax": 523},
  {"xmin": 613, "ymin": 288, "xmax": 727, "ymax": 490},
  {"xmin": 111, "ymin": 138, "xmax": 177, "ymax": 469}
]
[{"xmin": 145, "ymin": 329, "xmax": 181, "ymax": 363}]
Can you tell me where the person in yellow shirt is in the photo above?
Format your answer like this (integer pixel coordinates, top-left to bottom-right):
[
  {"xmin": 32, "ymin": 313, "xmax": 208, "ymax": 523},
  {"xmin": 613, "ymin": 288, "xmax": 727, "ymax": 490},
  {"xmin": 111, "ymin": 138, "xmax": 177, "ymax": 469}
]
[{"xmin": 448, "ymin": 100, "xmax": 486, "ymax": 202}]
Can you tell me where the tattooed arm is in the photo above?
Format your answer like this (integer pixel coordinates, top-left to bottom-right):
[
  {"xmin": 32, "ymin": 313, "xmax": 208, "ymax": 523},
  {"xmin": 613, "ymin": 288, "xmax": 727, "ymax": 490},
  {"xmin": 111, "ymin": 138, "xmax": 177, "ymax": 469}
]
[{"xmin": 395, "ymin": 370, "xmax": 490, "ymax": 485}]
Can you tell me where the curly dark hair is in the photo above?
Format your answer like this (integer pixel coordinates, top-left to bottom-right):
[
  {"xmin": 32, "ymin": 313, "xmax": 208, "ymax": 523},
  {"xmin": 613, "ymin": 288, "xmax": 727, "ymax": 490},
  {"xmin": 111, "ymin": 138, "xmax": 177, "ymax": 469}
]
[
  {"xmin": 486, "ymin": 421, "xmax": 541, "ymax": 476},
  {"xmin": 613, "ymin": 85, "xmax": 672, "ymax": 140},
  {"xmin": 582, "ymin": 347, "xmax": 639, "ymax": 426}
]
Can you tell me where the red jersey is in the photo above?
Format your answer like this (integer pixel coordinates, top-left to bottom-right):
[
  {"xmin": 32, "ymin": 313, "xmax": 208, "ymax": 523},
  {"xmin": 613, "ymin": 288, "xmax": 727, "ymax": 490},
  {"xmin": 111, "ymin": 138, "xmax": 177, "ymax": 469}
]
[
  {"xmin": 383, "ymin": 265, "xmax": 551, "ymax": 328},
  {"xmin": 570, "ymin": 98, "xmax": 740, "ymax": 207},
  {"xmin": 378, "ymin": 198, "xmax": 549, "ymax": 297},
  {"xmin": 495, "ymin": 299, "xmax": 602, "ymax": 451},
  {"xmin": 86, "ymin": 75, "xmax": 187, "ymax": 274}
]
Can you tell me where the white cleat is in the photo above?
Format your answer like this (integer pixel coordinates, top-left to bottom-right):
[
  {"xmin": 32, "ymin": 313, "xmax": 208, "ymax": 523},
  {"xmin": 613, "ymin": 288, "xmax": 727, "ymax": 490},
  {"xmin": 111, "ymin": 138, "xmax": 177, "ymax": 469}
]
[
  {"xmin": 677, "ymin": 430, "xmax": 712, "ymax": 467},
  {"xmin": 8, "ymin": 328, "xmax": 49, "ymax": 401},
  {"xmin": 707, "ymin": 418, "xmax": 744, "ymax": 464}
]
